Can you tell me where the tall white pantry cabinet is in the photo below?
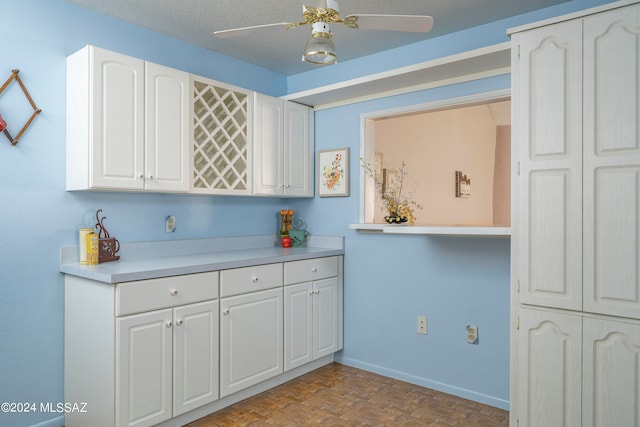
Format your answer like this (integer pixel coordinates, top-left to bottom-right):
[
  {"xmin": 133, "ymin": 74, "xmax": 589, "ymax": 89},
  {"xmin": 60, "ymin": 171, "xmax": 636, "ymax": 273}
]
[{"xmin": 510, "ymin": 2, "xmax": 640, "ymax": 426}]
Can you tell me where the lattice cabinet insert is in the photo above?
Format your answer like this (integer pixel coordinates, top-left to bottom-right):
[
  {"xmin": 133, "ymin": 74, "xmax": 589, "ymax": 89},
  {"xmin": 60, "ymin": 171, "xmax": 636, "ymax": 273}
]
[{"xmin": 192, "ymin": 77, "xmax": 253, "ymax": 194}]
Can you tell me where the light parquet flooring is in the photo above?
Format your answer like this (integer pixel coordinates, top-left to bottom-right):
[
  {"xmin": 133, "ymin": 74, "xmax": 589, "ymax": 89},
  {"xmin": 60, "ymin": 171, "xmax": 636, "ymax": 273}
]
[{"xmin": 185, "ymin": 363, "xmax": 509, "ymax": 427}]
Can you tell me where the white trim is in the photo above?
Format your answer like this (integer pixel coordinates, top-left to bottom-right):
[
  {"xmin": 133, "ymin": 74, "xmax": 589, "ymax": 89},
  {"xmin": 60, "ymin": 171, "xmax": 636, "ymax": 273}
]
[
  {"xmin": 335, "ymin": 356, "xmax": 510, "ymax": 410},
  {"xmin": 283, "ymin": 42, "xmax": 511, "ymax": 110},
  {"xmin": 348, "ymin": 223, "xmax": 511, "ymax": 237},
  {"xmin": 507, "ymin": 0, "xmax": 639, "ymax": 35}
]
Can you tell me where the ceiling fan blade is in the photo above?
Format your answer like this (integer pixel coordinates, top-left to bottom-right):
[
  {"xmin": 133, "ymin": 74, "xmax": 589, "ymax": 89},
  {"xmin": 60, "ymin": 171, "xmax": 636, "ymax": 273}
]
[
  {"xmin": 214, "ymin": 22, "xmax": 298, "ymax": 39},
  {"xmin": 344, "ymin": 14, "xmax": 433, "ymax": 32}
]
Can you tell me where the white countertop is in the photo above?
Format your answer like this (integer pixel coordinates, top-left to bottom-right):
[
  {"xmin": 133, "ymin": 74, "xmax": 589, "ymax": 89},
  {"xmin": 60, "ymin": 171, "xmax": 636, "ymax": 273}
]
[{"xmin": 60, "ymin": 235, "xmax": 344, "ymax": 284}]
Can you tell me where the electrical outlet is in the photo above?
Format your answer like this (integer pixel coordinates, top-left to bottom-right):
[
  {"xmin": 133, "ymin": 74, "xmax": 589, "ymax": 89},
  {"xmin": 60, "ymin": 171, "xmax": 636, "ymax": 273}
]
[
  {"xmin": 165, "ymin": 215, "xmax": 176, "ymax": 233},
  {"xmin": 466, "ymin": 325, "xmax": 479, "ymax": 344},
  {"xmin": 417, "ymin": 316, "xmax": 427, "ymax": 334}
]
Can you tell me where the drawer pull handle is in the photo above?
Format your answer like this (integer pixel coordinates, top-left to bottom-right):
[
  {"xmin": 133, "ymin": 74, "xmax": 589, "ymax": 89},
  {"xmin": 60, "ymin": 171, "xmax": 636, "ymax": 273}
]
[
  {"xmin": 166, "ymin": 321, "xmax": 173, "ymax": 328},
  {"xmin": 170, "ymin": 289, "xmax": 178, "ymax": 296},
  {"xmin": 251, "ymin": 276, "xmax": 259, "ymax": 282},
  {"xmin": 311, "ymin": 267, "xmax": 317, "ymax": 273},
  {"xmin": 223, "ymin": 309, "xmax": 230, "ymax": 315},
  {"xmin": 176, "ymin": 319, "xmax": 183, "ymax": 326}
]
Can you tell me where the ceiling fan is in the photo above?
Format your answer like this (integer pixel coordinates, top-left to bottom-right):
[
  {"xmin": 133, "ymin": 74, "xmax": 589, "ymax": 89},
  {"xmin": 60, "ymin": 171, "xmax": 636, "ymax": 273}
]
[{"xmin": 214, "ymin": 0, "xmax": 433, "ymax": 65}]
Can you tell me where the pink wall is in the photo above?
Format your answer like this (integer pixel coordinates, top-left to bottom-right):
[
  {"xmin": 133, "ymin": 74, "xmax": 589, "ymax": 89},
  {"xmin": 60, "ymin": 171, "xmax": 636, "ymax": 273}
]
[{"xmin": 374, "ymin": 103, "xmax": 510, "ymax": 225}]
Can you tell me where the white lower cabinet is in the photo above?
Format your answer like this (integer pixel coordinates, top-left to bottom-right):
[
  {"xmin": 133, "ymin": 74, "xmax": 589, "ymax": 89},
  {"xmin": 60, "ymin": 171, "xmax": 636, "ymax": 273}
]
[
  {"xmin": 284, "ymin": 257, "xmax": 340, "ymax": 372},
  {"xmin": 116, "ymin": 300, "xmax": 219, "ymax": 427},
  {"xmin": 220, "ymin": 288, "xmax": 283, "ymax": 397},
  {"xmin": 284, "ymin": 278, "xmax": 338, "ymax": 371},
  {"xmin": 519, "ymin": 307, "xmax": 640, "ymax": 427},
  {"xmin": 64, "ymin": 255, "xmax": 342, "ymax": 427}
]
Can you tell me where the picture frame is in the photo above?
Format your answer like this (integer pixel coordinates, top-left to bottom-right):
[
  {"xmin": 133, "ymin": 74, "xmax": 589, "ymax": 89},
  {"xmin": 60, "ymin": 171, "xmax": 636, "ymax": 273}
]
[
  {"xmin": 318, "ymin": 148, "xmax": 349, "ymax": 197},
  {"xmin": 455, "ymin": 170, "xmax": 471, "ymax": 198}
]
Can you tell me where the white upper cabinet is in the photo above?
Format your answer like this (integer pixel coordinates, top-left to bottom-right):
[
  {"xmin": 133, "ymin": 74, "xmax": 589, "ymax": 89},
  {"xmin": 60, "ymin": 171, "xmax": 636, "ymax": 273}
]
[
  {"xmin": 191, "ymin": 76, "xmax": 253, "ymax": 195},
  {"xmin": 254, "ymin": 93, "xmax": 314, "ymax": 197},
  {"xmin": 144, "ymin": 62, "xmax": 190, "ymax": 192},
  {"xmin": 66, "ymin": 45, "xmax": 189, "ymax": 192}
]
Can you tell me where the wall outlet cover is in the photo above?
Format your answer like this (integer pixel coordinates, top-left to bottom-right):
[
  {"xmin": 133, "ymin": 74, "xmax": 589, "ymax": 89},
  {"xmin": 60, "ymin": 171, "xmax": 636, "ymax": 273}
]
[
  {"xmin": 165, "ymin": 215, "xmax": 176, "ymax": 233},
  {"xmin": 466, "ymin": 324, "xmax": 479, "ymax": 344},
  {"xmin": 417, "ymin": 316, "xmax": 427, "ymax": 334}
]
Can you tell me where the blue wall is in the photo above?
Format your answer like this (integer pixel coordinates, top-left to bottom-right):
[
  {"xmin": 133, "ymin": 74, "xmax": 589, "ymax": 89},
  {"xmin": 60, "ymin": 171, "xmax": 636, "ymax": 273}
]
[{"xmin": 0, "ymin": 0, "xmax": 615, "ymax": 426}]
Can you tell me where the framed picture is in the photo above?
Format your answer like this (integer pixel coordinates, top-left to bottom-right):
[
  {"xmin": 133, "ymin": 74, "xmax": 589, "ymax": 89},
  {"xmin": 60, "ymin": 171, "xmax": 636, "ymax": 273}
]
[
  {"xmin": 455, "ymin": 170, "xmax": 471, "ymax": 198},
  {"xmin": 318, "ymin": 148, "xmax": 349, "ymax": 197}
]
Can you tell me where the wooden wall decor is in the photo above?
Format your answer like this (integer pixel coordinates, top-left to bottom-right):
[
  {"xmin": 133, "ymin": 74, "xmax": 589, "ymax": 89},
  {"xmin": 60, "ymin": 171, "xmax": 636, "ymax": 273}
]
[{"xmin": 0, "ymin": 69, "xmax": 42, "ymax": 145}]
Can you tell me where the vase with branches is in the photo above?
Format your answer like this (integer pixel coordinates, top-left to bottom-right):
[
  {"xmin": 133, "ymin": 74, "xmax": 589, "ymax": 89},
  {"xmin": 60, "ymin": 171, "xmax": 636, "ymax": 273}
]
[{"xmin": 361, "ymin": 158, "xmax": 422, "ymax": 224}]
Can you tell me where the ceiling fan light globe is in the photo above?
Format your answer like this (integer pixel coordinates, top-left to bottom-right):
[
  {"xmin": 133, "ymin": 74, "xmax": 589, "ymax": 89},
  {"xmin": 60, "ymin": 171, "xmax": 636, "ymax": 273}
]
[{"xmin": 303, "ymin": 22, "xmax": 337, "ymax": 65}]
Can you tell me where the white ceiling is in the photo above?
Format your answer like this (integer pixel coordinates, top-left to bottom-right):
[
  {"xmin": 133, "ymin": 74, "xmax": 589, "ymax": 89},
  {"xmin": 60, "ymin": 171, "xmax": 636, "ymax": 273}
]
[{"xmin": 67, "ymin": 0, "xmax": 573, "ymax": 76}]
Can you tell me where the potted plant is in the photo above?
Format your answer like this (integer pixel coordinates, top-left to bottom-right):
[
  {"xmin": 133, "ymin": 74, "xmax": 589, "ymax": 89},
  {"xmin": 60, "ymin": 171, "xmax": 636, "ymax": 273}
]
[{"xmin": 361, "ymin": 159, "xmax": 422, "ymax": 224}]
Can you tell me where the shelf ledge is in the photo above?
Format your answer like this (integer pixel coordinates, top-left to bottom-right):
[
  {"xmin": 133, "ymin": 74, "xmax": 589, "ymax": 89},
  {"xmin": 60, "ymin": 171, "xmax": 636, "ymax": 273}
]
[{"xmin": 349, "ymin": 223, "xmax": 511, "ymax": 237}]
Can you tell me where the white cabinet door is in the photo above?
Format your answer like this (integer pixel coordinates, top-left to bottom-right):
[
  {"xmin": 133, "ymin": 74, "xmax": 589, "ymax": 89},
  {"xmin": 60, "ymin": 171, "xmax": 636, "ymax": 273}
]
[
  {"xmin": 89, "ymin": 47, "xmax": 145, "ymax": 190},
  {"xmin": 144, "ymin": 62, "xmax": 190, "ymax": 192},
  {"xmin": 253, "ymin": 93, "xmax": 284, "ymax": 196},
  {"xmin": 67, "ymin": 46, "xmax": 190, "ymax": 193},
  {"xmin": 220, "ymin": 288, "xmax": 283, "ymax": 397},
  {"xmin": 254, "ymin": 93, "xmax": 314, "ymax": 197},
  {"xmin": 583, "ymin": 3, "xmax": 640, "ymax": 319},
  {"xmin": 173, "ymin": 300, "xmax": 219, "ymax": 416},
  {"xmin": 513, "ymin": 21, "xmax": 583, "ymax": 311},
  {"xmin": 313, "ymin": 277, "xmax": 338, "ymax": 358},
  {"xmin": 582, "ymin": 317, "xmax": 640, "ymax": 427},
  {"xmin": 518, "ymin": 307, "xmax": 582, "ymax": 427},
  {"xmin": 284, "ymin": 282, "xmax": 313, "ymax": 371},
  {"xmin": 284, "ymin": 278, "xmax": 338, "ymax": 371},
  {"xmin": 116, "ymin": 309, "xmax": 173, "ymax": 427},
  {"xmin": 283, "ymin": 101, "xmax": 314, "ymax": 197}
]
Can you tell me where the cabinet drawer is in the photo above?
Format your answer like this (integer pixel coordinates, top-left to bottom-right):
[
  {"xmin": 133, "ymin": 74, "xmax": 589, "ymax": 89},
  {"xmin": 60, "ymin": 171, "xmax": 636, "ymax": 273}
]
[
  {"xmin": 116, "ymin": 272, "xmax": 219, "ymax": 316},
  {"xmin": 220, "ymin": 263, "xmax": 282, "ymax": 297},
  {"xmin": 284, "ymin": 256, "xmax": 338, "ymax": 285}
]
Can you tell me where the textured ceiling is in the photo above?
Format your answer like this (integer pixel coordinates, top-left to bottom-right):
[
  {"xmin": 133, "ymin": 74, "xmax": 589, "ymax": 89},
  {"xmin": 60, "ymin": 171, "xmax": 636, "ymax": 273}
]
[{"xmin": 66, "ymin": 0, "xmax": 573, "ymax": 75}]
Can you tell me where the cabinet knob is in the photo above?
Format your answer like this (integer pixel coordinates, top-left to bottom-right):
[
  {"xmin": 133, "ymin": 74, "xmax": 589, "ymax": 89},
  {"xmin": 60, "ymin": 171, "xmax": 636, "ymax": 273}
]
[
  {"xmin": 166, "ymin": 321, "xmax": 173, "ymax": 328},
  {"xmin": 148, "ymin": 175, "xmax": 154, "ymax": 180},
  {"xmin": 170, "ymin": 289, "xmax": 178, "ymax": 296},
  {"xmin": 311, "ymin": 267, "xmax": 317, "ymax": 273},
  {"xmin": 251, "ymin": 276, "xmax": 259, "ymax": 283},
  {"xmin": 309, "ymin": 290, "xmax": 314, "ymax": 295},
  {"xmin": 315, "ymin": 289, "xmax": 320, "ymax": 294},
  {"xmin": 176, "ymin": 319, "xmax": 184, "ymax": 326},
  {"xmin": 138, "ymin": 174, "xmax": 144, "ymax": 180},
  {"xmin": 223, "ymin": 309, "xmax": 230, "ymax": 315}
]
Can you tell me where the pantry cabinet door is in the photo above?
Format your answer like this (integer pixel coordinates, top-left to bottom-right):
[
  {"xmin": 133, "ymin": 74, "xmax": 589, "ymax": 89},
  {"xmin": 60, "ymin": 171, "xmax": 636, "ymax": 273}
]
[
  {"xmin": 518, "ymin": 307, "xmax": 582, "ymax": 427},
  {"xmin": 173, "ymin": 301, "xmax": 219, "ymax": 416},
  {"xmin": 583, "ymin": 3, "xmax": 640, "ymax": 319},
  {"xmin": 513, "ymin": 21, "xmax": 583, "ymax": 311},
  {"xmin": 582, "ymin": 317, "xmax": 640, "ymax": 427},
  {"xmin": 116, "ymin": 309, "xmax": 172, "ymax": 427}
]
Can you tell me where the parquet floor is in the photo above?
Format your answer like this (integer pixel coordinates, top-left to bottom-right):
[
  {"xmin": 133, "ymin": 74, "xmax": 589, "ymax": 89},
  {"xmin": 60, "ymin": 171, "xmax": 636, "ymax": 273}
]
[{"xmin": 185, "ymin": 362, "xmax": 509, "ymax": 427}]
